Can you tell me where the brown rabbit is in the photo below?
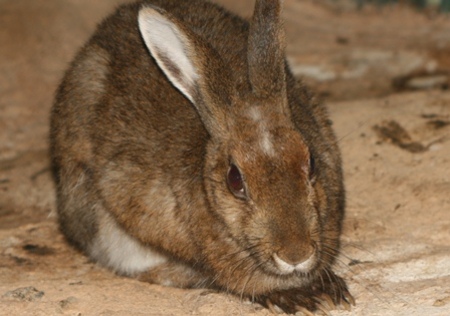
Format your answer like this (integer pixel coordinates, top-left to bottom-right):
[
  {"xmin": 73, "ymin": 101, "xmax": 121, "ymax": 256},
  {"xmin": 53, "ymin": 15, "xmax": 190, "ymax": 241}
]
[{"xmin": 50, "ymin": 0, "xmax": 354, "ymax": 313}]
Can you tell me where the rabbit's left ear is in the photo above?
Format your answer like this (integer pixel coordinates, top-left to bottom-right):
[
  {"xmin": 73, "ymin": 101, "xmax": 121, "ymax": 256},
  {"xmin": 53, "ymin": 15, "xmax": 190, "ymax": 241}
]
[
  {"xmin": 138, "ymin": 6, "xmax": 232, "ymax": 137},
  {"xmin": 139, "ymin": 7, "xmax": 198, "ymax": 104}
]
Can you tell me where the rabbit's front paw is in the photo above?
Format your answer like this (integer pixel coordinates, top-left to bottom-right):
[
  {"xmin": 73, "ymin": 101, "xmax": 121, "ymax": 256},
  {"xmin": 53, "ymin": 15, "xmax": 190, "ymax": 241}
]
[{"xmin": 257, "ymin": 272, "xmax": 354, "ymax": 315}]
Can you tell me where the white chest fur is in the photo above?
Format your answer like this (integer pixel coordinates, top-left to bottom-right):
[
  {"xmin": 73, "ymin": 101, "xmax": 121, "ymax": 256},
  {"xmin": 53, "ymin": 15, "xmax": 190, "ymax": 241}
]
[{"xmin": 89, "ymin": 207, "xmax": 167, "ymax": 276}]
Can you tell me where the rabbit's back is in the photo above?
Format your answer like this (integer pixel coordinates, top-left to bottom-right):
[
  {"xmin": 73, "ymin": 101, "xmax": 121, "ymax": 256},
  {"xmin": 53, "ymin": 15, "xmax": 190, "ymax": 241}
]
[
  {"xmin": 50, "ymin": 0, "xmax": 254, "ymax": 256},
  {"xmin": 52, "ymin": 0, "xmax": 254, "ymax": 162}
]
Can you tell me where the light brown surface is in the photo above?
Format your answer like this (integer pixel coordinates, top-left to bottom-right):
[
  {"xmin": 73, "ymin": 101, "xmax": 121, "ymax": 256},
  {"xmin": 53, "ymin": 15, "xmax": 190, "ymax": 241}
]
[{"xmin": 1, "ymin": 1, "xmax": 449, "ymax": 315}]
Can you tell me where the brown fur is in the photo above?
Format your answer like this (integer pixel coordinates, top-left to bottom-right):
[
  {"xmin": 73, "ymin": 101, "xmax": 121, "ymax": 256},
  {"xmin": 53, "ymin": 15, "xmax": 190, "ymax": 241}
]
[{"xmin": 50, "ymin": 0, "xmax": 353, "ymax": 313}]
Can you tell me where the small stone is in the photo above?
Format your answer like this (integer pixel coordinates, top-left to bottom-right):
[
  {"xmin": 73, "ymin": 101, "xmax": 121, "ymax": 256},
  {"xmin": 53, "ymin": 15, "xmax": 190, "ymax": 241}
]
[
  {"xmin": 433, "ymin": 296, "xmax": 450, "ymax": 307},
  {"xmin": 59, "ymin": 296, "xmax": 79, "ymax": 308},
  {"xmin": 2, "ymin": 286, "xmax": 44, "ymax": 301}
]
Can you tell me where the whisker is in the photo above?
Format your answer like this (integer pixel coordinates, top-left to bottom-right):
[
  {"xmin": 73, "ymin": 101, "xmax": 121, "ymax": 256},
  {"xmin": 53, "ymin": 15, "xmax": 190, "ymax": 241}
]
[{"xmin": 239, "ymin": 260, "xmax": 265, "ymax": 301}]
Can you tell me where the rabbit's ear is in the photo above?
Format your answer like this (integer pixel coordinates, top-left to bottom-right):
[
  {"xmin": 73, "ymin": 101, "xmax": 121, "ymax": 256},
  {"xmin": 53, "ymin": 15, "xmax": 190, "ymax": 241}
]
[
  {"xmin": 248, "ymin": 0, "xmax": 287, "ymax": 103},
  {"xmin": 138, "ymin": 7, "xmax": 198, "ymax": 104},
  {"xmin": 138, "ymin": 7, "xmax": 231, "ymax": 137}
]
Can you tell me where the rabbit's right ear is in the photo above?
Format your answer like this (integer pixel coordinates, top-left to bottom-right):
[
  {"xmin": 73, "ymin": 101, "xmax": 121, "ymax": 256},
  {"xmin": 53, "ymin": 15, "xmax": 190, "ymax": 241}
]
[{"xmin": 138, "ymin": 7, "xmax": 232, "ymax": 137}]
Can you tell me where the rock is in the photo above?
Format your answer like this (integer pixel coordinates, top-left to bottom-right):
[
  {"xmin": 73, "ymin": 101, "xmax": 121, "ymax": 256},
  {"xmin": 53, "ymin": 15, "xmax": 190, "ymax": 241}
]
[{"xmin": 3, "ymin": 287, "xmax": 44, "ymax": 302}]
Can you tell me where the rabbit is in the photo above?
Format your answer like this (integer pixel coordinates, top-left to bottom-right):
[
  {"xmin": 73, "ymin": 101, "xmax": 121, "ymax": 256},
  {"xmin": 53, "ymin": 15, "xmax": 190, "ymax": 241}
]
[{"xmin": 50, "ymin": 0, "xmax": 354, "ymax": 313}]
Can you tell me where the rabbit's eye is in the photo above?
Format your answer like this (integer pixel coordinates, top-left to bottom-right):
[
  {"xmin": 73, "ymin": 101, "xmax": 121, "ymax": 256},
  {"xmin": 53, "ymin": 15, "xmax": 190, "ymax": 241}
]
[
  {"xmin": 309, "ymin": 154, "xmax": 316, "ymax": 180},
  {"xmin": 227, "ymin": 163, "xmax": 246, "ymax": 199}
]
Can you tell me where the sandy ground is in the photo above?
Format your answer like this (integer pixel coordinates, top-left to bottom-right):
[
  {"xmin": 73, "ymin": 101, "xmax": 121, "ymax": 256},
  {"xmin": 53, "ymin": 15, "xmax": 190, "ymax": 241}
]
[{"xmin": 1, "ymin": 0, "xmax": 449, "ymax": 315}]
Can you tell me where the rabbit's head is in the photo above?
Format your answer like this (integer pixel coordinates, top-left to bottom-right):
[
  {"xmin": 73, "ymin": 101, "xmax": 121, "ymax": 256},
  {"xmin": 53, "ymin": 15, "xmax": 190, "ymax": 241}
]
[{"xmin": 138, "ymin": 0, "xmax": 338, "ymax": 277}]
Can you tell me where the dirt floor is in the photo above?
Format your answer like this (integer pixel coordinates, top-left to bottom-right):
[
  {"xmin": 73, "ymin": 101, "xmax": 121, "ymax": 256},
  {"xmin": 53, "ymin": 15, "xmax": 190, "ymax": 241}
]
[{"xmin": 1, "ymin": 0, "xmax": 449, "ymax": 315}]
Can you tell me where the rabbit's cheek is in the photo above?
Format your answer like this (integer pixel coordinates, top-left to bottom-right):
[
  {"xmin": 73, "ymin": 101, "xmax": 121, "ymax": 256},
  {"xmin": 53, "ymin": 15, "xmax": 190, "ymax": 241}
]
[{"xmin": 217, "ymin": 200, "xmax": 254, "ymax": 240}]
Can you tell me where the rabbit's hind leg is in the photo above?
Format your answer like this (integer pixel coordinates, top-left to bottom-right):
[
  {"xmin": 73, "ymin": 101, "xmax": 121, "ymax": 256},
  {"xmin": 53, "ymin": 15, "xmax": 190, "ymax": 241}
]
[{"xmin": 137, "ymin": 260, "xmax": 208, "ymax": 289}]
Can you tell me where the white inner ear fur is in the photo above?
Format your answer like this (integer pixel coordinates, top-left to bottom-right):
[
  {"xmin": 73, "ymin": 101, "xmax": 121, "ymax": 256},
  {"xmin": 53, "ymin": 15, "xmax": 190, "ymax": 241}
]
[{"xmin": 138, "ymin": 7, "xmax": 198, "ymax": 103}]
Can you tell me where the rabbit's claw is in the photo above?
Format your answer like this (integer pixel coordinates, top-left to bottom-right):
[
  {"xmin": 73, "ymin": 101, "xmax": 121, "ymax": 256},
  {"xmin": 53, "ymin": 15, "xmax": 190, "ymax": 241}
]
[{"xmin": 257, "ymin": 272, "xmax": 354, "ymax": 315}]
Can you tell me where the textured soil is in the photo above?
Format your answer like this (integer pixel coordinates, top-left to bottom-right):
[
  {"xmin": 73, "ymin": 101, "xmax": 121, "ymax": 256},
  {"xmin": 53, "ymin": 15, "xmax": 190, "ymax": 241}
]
[{"xmin": 1, "ymin": 0, "xmax": 449, "ymax": 315}]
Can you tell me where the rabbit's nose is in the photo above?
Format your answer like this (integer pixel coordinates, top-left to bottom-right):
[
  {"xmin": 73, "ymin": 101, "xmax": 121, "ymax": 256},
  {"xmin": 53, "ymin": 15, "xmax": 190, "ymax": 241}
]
[{"xmin": 273, "ymin": 245, "xmax": 316, "ymax": 274}]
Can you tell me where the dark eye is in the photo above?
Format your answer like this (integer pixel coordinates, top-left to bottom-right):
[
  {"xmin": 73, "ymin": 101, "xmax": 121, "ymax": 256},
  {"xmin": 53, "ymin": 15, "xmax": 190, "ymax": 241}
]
[
  {"xmin": 227, "ymin": 163, "xmax": 246, "ymax": 199},
  {"xmin": 309, "ymin": 154, "xmax": 316, "ymax": 180}
]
